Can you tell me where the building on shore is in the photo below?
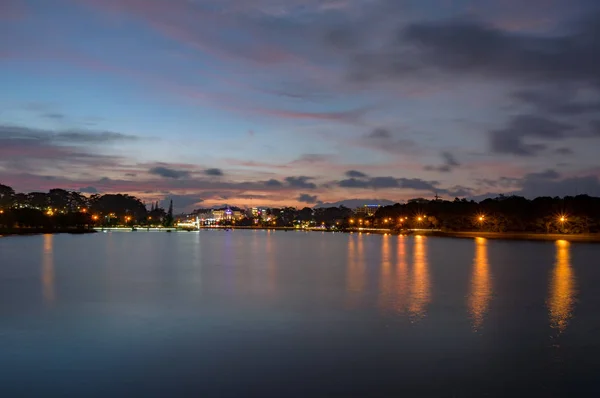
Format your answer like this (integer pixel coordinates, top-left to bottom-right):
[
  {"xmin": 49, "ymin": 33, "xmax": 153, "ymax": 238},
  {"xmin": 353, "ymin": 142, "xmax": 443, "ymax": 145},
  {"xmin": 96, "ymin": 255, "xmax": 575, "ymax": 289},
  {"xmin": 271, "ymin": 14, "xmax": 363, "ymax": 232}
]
[{"xmin": 354, "ymin": 204, "xmax": 380, "ymax": 217}]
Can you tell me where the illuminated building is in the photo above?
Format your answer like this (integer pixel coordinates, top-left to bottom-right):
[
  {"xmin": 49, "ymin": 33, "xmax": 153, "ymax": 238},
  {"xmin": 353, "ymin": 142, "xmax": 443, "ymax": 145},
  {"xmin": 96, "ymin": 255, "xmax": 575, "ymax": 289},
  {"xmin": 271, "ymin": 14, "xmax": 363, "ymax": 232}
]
[{"xmin": 354, "ymin": 205, "xmax": 380, "ymax": 217}]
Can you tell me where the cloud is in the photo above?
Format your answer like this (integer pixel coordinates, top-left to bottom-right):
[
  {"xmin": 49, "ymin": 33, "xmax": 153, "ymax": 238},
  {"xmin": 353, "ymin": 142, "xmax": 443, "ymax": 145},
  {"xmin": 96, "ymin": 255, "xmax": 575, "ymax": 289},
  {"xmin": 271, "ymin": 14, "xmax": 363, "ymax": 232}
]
[
  {"xmin": 79, "ymin": 186, "xmax": 98, "ymax": 194},
  {"xmin": 512, "ymin": 89, "xmax": 600, "ymax": 116},
  {"xmin": 338, "ymin": 176, "xmax": 440, "ymax": 191},
  {"xmin": 339, "ymin": 178, "xmax": 369, "ymax": 188},
  {"xmin": 285, "ymin": 176, "xmax": 317, "ymax": 189},
  {"xmin": 359, "ymin": 127, "xmax": 416, "ymax": 155},
  {"xmin": 54, "ymin": 131, "xmax": 139, "ymax": 143},
  {"xmin": 292, "ymin": 153, "xmax": 330, "ymax": 164},
  {"xmin": 264, "ymin": 179, "xmax": 283, "ymax": 187},
  {"xmin": 489, "ymin": 115, "xmax": 576, "ymax": 156},
  {"xmin": 524, "ymin": 169, "xmax": 561, "ymax": 181},
  {"xmin": 473, "ymin": 169, "xmax": 600, "ymax": 198},
  {"xmin": 0, "ymin": 125, "xmax": 126, "ymax": 173},
  {"xmin": 345, "ymin": 170, "xmax": 368, "ymax": 178},
  {"xmin": 0, "ymin": 125, "xmax": 139, "ymax": 144},
  {"xmin": 297, "ymin": 193, "xmax": 319, "ymax": 204},
  {"xmin": 204, "ymin": 168, "xmax": 224, "ymax": 176},
  {"xmin": 43, "ymin": 113, "xmax": 66, "ymax": 120},
  {"xmin": 163, "ymin": 194, "xmax": 205, "ymax": 211},
  {"xmin": 149, "ymin": 167, "xmax": 191, "ymax": 179},
  {"xmin": 349, "ymin": 14, "xmax": 600, "ymax": 87},
  {"xmin": 367, "ymin": 128, "xmax": 392, "ymax": 139},
  {"xmin": 424, "ymin": 151, "xmax": 460, "ymax": 172},
  {"xmin": 515, "ymin": 172, "xmax": 600, "ymax": 198},
  {"xmin": 555, "ymin": 147, "xmax": 573, "ymax": 155},
  {"xmin": 314, "ymin": 199, "xmax": 397, "ymax": 209}
]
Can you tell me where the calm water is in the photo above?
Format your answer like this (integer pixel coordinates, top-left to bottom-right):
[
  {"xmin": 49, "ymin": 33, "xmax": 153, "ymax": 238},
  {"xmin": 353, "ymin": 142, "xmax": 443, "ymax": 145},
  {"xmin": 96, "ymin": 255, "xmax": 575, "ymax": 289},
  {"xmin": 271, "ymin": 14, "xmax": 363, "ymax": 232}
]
[{"xmin": 1, "ymin": 231, "xmax": 600, "ymax": 397}]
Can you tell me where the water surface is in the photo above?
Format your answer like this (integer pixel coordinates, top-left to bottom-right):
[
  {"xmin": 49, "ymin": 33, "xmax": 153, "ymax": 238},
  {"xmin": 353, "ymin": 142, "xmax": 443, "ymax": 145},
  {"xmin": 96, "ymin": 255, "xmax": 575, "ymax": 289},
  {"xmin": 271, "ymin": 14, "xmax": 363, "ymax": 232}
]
[{"xmin": 1, "ymin": 231, "xmax": 600, "ymax": 397}]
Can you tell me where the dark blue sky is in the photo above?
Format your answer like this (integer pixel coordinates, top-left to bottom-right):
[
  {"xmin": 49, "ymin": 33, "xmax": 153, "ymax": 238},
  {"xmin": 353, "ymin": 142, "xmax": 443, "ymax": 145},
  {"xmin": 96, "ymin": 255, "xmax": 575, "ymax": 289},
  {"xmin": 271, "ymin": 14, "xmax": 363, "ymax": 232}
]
[{"xmin": 2, "ymin": 0, "xmax": 600, "ymax": 210}]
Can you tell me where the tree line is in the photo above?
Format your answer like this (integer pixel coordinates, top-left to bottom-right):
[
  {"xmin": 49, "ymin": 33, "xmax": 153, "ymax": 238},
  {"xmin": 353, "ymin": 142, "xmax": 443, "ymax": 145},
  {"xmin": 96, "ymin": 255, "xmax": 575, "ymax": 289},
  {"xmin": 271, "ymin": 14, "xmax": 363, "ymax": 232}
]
[
  {"xmin": 372, "ymin": 196, "xmax": 600, "ymax": 234},
  {"xmin": 2, "ymin": 183, "xmax": 600, "ymax": 234},
  {"xmin": 0, "ymin": 184, "xmax": 174, "ymax": 230}
]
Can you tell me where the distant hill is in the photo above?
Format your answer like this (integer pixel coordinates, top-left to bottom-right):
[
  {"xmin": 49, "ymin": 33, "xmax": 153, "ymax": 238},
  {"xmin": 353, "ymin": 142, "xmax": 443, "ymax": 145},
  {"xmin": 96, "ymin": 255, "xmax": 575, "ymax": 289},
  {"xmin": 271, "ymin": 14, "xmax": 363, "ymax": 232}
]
[{"xmin": 314, "ymin": 199, "xmax": 397, "ymax": 209}]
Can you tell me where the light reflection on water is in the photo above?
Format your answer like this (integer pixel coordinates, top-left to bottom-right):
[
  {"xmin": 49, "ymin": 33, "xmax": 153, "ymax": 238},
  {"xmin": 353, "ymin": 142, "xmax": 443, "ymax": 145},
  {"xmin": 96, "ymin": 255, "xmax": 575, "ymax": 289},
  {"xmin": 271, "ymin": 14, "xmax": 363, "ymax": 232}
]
[
  {"xmin": 41, "ymin": 234, "xmax": 55, "ymax": 304},
  {"xmin": 548, "ymin": 240, "xmax": 576, "ymax": 334},
  {"xmin": 346, "ymin": 233, "xmax": 365, "ymax": 307},
  {"xmin": 377, "ymin": 235, "xmax": 410, "ymax": 315},
  {"xmin": 2, "ymin": 231, "xmax": 599, "ymax": 397},
  {"xmin": 408, "ymin": 235, "xmax": 430, "ymax": 320},
  {"xmin": 468, "ymin": 237, "xmax": 492, "ymax": 331},
  {"xmin": 377, "ymin": 234, "xmax": 393, "ymax": 311}
]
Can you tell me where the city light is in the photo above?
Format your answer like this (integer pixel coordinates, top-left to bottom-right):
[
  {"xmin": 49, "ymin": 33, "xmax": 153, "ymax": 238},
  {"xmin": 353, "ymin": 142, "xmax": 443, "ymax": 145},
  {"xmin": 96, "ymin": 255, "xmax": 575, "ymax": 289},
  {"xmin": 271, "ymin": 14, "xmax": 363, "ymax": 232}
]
[
  {"xmin": 349, "ymin": 219, "xmax": 355, "ymax": 224},
  {"xmin": 559, "ymin": 215, "xmax": 567, "ymax": 223},
  {"xmin": 81, "ymin": 208, "xmax": 87, "ymax": 213},
  {"xmin": 92, "ymin": 215, "xmax": 99, "ymax": 221}
]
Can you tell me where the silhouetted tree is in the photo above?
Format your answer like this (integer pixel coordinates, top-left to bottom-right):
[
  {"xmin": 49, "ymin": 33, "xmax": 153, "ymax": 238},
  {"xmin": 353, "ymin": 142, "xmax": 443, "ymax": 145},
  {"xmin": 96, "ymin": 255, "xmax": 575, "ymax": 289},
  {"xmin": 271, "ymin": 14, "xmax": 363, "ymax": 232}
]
[
  {"xmin": 0, "ymin": 184, "xmax": 15, "ymax": 209},
  {"xmin": 164, "ymin": 200, "xmax": 174, "ymax": 227}
]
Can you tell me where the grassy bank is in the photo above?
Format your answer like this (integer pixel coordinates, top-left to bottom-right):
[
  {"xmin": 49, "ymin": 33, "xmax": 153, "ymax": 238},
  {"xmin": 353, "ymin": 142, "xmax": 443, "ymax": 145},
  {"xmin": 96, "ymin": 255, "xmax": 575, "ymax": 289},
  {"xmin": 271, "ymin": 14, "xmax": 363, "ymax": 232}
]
[
  {"xmin": 0, "ymin": 227, "xmax": 96, "ymax": 237},
  {"xmin": 424, "ymin": 230, "xmax": 600, "ymax": 243}
]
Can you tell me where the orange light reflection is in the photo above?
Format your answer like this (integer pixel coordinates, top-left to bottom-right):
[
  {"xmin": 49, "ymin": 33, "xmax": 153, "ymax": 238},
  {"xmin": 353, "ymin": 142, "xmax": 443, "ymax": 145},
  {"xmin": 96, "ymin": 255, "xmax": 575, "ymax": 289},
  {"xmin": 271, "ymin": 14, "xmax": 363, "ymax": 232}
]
[
  {"xmin": 408, "ymin": 235, "xmax": 430, "ymax": 320},
  {"xmin": 42, "ymin": 234, "xmax": 55, "ymax": 304},
  {"xmin": 548, "ymin": 240, "xmax": 576, "ymax": 334},
  {"xmin": 468, "ymin": 237, "xmax": 492, "ymax": 331}
]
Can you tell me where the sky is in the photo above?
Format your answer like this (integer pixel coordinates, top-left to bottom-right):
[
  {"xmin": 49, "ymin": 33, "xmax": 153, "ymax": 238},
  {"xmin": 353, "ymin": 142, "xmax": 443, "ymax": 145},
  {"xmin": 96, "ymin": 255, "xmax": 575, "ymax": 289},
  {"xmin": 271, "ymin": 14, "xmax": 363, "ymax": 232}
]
[{"xmin": 2, "ymin": 0, "xmax": 600, "ymax": 211}]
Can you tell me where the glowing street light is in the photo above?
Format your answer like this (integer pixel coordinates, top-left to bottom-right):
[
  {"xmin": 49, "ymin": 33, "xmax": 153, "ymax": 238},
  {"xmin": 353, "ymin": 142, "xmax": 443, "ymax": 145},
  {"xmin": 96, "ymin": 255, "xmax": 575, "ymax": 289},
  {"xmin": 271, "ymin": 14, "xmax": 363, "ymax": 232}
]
[
  {"xmin": 349, "ymin": 219, "xmax": 355, "ymax": 224},
  {"xmin": 559, "ymin": 216, "xmax": 567, "ymax": 223},
  {"xmin": 92, "ymin": 215, "xmax": 99, "ymax": 221}
]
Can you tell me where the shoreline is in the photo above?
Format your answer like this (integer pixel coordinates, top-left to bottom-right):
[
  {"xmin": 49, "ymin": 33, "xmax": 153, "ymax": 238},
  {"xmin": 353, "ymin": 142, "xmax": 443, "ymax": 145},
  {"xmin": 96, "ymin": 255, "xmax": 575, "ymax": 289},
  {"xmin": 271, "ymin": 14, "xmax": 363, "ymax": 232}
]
[
  {"xmin": 0, "ymin": 228, "xmax": 96, "ymax": 237},
  {"xmin": 3, "ymin": 226, "xmax": 600, "ymax": 243},
  {"xmin": 423, "ymin": 230, "xmax": 600, "ymax": 243}
]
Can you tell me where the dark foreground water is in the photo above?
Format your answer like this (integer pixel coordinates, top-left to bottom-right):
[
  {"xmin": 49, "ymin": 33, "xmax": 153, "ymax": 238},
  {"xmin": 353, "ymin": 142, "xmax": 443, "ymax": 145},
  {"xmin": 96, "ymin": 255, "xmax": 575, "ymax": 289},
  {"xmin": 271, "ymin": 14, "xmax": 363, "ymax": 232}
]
[{"xmin": 1, "ymin": 231, "xmax": 600, "ymax": 397}]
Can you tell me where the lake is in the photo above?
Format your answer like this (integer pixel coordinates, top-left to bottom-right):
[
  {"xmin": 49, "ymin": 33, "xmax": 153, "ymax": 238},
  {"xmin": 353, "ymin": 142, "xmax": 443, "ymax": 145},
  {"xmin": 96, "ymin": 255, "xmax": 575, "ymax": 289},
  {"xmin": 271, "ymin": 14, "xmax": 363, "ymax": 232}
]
[{"xmin": 1, "ymin": 230, "xmax": 600, "ymax": 397}]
